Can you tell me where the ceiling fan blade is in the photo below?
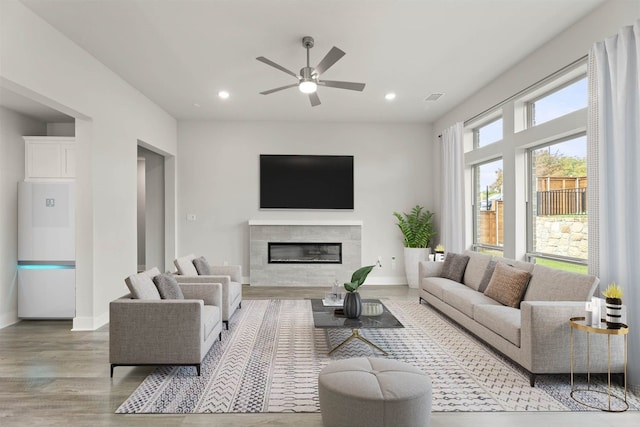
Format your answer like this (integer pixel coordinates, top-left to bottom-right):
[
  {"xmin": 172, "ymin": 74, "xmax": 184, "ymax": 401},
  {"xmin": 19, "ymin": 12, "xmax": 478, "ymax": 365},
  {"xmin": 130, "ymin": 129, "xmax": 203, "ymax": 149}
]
[
  {"xmin": 309, "ymin": 92, "xmax": 321, "ymax": 107},
  {"xmin": 256, "ymin": 56, "xmax": 299, "ymax": 79},
  {"xmin": 314, "ymin": 46, "xmax": 345, "ymax": 75},
  {"xmin": 260, "ymin": 83, "xmax": 298, "ymax": 95},
  {"xmin": 318, "ymin": 80, "xmax": 366, "ymax": 91}
]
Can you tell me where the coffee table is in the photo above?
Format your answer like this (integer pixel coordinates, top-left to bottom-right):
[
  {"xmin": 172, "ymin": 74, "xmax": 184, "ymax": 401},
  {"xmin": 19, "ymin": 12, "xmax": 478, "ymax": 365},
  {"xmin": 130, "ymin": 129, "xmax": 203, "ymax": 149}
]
[{"xmin": 310, "ymin": 299, "xmax": 403, "ymax": 355}]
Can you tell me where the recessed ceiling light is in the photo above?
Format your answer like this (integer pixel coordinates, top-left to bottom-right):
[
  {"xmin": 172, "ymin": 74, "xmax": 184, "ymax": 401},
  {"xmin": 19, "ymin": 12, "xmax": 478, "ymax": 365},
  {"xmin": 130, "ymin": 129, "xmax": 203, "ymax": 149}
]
[
  {"xmin": 385, "ymin": 92, "xmax": 396, "ymax": 101},
  {"xmin": 193, "ymin": 102, "xmax": 201, "ymax": 108},
  {"xmin": 218, "ymin": 91, "xmax": 230, "ymax": 99}
]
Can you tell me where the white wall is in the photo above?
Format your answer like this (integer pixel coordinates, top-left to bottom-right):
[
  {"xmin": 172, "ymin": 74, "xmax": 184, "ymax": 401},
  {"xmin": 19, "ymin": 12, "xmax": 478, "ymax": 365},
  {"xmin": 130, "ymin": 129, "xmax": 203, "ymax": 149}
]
[
  {"xmin": 177, "ymin": 121, "xmax": 433, "ymax": 284},
  {"xmin": 0, "ymin": 0, "xmax": 178, "ymax": 329},
  {"xmin": 431, "ymin": 0, "xmax": 640, "ymax": 388},
  {"xmin": 0, "ymin": 107, "xmax": 46, "ymax": 328}
]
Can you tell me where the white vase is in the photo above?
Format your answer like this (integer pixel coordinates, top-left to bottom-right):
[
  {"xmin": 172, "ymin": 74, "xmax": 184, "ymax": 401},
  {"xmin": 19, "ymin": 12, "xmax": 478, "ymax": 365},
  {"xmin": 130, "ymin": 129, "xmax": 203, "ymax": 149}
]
[{"xmin": 404, "ymin": 247, "xmax": 430, "ymax": 289}]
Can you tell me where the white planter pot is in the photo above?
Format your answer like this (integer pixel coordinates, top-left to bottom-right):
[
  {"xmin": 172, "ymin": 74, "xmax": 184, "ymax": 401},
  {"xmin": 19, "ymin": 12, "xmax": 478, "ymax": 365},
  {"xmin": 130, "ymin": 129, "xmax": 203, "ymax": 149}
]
[{"xmin": 404, "ymin": 247, "xmax": 431, "ymax": 289}]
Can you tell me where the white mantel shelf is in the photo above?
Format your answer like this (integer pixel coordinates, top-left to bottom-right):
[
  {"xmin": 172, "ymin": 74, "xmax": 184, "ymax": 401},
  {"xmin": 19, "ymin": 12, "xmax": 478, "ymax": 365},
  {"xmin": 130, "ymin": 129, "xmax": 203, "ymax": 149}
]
[{"xmin": 248, "ymin": 220, "xmax": 362, "ymax": 226}]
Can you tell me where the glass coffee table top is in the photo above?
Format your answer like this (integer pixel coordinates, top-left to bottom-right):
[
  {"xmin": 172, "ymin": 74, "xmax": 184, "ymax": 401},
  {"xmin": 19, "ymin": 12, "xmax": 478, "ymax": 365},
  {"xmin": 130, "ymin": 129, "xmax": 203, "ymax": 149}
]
[{"xmin": 310, "ymin": 298, "xmax": 403, "ymax": 355}]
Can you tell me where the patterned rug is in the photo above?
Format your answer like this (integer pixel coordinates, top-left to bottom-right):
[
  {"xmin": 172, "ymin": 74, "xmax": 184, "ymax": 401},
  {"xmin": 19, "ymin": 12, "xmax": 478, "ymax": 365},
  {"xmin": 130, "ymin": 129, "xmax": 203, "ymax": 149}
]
[{"xmin": 116, "ymin": 299, "xmax": 639, "ymax": 413}]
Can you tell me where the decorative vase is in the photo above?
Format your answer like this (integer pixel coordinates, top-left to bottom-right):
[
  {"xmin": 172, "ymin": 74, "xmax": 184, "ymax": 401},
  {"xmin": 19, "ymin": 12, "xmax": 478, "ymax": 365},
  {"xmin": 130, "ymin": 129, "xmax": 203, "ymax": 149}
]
[
  {"xmin": 343, "ymin": 292, "xmax": 362, "ymax": 319},
  {"xmin": 404, "ymin": 247, "xmax": 431, "ymax": 289},
  {"xmin": 605, "ymin": 297, "xmax": 623, "ymax": 329}
]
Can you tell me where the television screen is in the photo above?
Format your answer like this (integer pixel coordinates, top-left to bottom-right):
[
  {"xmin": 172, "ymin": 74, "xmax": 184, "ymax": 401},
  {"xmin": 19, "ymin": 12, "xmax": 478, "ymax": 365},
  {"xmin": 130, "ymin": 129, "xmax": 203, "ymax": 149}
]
[{"xmin": 260, "ymin": 155, "xmax": 354, "ymax": 209}]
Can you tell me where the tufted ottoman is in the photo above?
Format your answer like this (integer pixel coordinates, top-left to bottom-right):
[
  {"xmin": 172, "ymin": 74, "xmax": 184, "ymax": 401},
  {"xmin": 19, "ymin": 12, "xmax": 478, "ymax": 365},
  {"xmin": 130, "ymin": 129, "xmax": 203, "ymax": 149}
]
[{"xmin": 318, "ymin": 357, "xmax": 432, "ymax": 427}]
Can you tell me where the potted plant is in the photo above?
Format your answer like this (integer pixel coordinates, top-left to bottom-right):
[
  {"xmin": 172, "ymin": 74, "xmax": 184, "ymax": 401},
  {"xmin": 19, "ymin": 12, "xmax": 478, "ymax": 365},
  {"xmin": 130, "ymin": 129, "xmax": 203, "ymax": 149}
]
[
  {"xmin": 393, "ymin": 205, "xmax": 436, "ymax": 288},
  {"xmin": 602, "ymin": 282, "xmax": 623, "ymax": 329},
  {"xmin": 343, "ymin": 264, "xmax": 376, "ymax": 319}
]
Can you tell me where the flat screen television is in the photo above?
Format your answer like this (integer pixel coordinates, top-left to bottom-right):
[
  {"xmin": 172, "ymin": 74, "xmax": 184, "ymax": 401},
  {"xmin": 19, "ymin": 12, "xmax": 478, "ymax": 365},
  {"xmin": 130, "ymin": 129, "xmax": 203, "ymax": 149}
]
[{"xmin": 260, "ymin": 154, "xmax": 354, "ymax": 209}]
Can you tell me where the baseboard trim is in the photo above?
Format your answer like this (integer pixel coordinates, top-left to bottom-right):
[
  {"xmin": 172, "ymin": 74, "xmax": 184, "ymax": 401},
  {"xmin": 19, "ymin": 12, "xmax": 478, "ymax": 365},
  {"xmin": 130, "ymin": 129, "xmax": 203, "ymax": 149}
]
[
  {"xmin": 72, "ymin": 311, "xmax": 109, "ymax": 331},
  {"xmin": 0, "ymin": 311, "xmax": 19, "ymax": 330}
]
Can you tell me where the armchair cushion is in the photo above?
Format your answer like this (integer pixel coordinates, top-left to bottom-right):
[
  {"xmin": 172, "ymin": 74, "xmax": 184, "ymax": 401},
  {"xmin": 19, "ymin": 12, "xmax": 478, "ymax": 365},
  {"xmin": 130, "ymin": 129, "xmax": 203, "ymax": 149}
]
[
  {"xmin": 193, "ymin": 256, "xmax": 212, "ymax": 275},
  {"xmin": 124, "ymin": 271, "xmax": 161, "ymax": 300},
  {"xmin": 174, "ymin": 254, "xmax": 198, "ymax": 275},
  {"xmin": 153, "ymin": 273, "xmax": 185, "ymax": 300}
]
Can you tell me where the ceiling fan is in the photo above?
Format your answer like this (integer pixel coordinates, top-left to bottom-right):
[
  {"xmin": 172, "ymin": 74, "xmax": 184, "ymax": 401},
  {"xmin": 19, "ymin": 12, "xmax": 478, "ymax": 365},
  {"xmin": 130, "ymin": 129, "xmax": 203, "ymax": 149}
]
[{"xmin": 257, "ymin": 36, "xmax": 366, "ymax": 107}]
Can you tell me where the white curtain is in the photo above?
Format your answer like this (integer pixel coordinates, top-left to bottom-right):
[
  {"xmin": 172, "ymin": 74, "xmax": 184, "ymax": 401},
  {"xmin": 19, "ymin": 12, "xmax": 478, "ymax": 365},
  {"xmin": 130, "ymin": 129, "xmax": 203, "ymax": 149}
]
[
  {"xmin": 440, "ymin": 122, "xmax": 465, "ymax": 253},
  {"xmin": 590, "ymin": 19, "xmax": 640, "ymax": 389}
]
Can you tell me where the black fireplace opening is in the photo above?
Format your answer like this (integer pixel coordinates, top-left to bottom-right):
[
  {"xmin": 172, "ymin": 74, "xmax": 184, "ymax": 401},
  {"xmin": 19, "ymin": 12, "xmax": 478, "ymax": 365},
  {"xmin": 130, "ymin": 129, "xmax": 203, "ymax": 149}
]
[{"xmin": 268, "ymin": 242, "xmax": 342, "ymax": 264}]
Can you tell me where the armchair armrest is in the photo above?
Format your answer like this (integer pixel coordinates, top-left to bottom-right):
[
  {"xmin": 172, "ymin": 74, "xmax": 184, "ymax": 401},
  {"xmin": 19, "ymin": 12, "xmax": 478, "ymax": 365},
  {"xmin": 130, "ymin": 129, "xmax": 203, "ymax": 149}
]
[
  {"xmin": 207, "ymin": 265, "xmax": 242, "ymax": 283},
  {"xmin": 109, "ymin": 298, "xmax": 204, "ymax": 364},
  {"xmin": 179, "ymin": 282, "xmax": 222, "ymax": 308}
]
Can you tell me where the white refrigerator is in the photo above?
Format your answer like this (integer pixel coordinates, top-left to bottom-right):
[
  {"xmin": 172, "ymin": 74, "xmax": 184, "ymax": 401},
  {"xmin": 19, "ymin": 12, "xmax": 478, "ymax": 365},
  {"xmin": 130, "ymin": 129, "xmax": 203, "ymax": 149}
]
[{"xmin": 18, "ymin": 182, "xmax": 75, "ymax": 319}]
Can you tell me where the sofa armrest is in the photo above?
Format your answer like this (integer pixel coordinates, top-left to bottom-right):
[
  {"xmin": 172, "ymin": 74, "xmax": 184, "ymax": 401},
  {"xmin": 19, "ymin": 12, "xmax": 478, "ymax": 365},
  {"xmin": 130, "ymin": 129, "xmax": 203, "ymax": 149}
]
[
  {"xmin": 419, "ymin": 261, "xmax": 443, "ymax": 279},
  {"xmin": 179, "ymin": 282, "xmax": 222, "ymax": 308},
  {"xmin": 109, "ymin": 298, "xmax": 204, "ymax": 364},
  {"xmin": 520, "ymin": 301, "xmax": 624, "ymax": 373}
]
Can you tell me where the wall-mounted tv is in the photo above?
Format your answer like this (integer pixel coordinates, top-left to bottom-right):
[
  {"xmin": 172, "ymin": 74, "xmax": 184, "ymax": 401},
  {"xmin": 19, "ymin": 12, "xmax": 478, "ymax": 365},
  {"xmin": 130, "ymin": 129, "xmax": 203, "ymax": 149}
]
[{"xmin": 260, "ymin": 154, "xmax": 354, "ymax": 210}]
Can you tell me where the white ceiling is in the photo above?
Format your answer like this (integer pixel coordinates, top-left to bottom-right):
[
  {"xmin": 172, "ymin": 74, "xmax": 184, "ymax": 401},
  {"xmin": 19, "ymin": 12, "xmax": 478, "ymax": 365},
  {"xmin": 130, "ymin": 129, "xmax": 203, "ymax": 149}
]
[{"xmin": 12, "ymin": 0, "xmax": 606, "ymax": 123}]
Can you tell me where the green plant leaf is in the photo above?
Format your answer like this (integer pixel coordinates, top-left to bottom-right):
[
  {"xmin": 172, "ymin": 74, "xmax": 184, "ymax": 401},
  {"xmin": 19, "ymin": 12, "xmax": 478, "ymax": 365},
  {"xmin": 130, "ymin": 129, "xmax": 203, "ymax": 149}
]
[
  {"xmin": 393, "ymin": 205, "xmax": 436, "ymax": 248},
  {"xmin": 343, "ymin": 264, "xmax": 375, "ymax": 292}
]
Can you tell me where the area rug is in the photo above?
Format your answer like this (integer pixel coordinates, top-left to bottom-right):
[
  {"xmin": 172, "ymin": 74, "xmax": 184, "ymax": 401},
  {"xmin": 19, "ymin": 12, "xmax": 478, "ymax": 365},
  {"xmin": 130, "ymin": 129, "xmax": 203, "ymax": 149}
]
[{"xmin": 116, "ymin": 299, "xmax": 638, "ymax": 413}]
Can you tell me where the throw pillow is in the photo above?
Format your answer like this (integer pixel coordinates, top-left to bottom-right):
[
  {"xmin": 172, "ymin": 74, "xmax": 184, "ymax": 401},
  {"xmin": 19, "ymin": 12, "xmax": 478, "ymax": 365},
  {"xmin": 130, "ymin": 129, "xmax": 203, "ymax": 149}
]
[
  {"xmin": 193, "ymin": 256, "xmax": 211, "ymax": 275},
  {"xmin": 125, "ymin": 272, "xmax": 161, "ymax": 300},
  {"xmin": 477, "ymin": 260, "xmax": 497, "ymax": 293},
  {"xmin": 483, "ymin": 262, "xmax": 531, "ymax": 308},
  {"xmin": 153, "ymin": 273, "xmax": 185, "ymax": 300},
  {"xmin": 440, "ymin": 253, "xmax": 470, "ymax": 283}
]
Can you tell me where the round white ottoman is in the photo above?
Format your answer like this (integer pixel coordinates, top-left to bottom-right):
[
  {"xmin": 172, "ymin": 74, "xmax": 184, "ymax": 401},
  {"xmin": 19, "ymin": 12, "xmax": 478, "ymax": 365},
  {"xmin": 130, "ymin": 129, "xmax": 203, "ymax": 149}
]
[{"xmin": 318, "ymin": 357, "xmax": 432, "ymax": 427}]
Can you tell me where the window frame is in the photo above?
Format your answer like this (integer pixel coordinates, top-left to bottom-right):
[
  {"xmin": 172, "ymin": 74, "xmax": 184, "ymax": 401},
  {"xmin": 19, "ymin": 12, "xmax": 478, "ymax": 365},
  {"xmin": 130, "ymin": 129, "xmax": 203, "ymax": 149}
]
[
  {"xmin": 525, "ymin": 132, "xmax": 588, "ymax": 268},
  {"xmin": 472, "ymin": 157, "xmax": 505, "ymax": 255},
  {"xmin": 525, "ymin": 75, "xmax": 588, "ymax": 128},
  {"xmin": 472, "ymin": 115, "xmax": 503, "ymax": 149}
]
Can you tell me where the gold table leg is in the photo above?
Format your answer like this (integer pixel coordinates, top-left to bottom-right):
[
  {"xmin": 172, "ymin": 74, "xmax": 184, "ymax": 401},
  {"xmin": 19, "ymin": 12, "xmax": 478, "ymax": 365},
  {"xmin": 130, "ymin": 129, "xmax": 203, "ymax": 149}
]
[{"xmin": 328, "ymin": 328, "xmax": 388, "ymax": 356}]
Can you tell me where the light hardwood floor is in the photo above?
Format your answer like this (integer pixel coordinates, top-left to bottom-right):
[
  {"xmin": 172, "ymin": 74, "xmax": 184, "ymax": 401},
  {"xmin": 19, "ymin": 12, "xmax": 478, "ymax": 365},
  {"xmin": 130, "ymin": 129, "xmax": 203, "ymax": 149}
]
[{"xmin": 0, "ymin": 285, "xmax": 637, "ymax": 426}]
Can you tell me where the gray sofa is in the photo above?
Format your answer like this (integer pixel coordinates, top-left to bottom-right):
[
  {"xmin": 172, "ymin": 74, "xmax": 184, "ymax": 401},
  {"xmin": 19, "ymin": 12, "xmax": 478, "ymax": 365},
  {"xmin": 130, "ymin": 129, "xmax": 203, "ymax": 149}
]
[
  {"xmin": 419, "ymin": 251, "xmax": 624, "ymax": 385},
  {"xmin": 174, "ymin": 254, "xmax": 242, "ymax": 329},
  {"xmin": 109, "ymin": 267, "xmax": 223, "ymax": 377}
]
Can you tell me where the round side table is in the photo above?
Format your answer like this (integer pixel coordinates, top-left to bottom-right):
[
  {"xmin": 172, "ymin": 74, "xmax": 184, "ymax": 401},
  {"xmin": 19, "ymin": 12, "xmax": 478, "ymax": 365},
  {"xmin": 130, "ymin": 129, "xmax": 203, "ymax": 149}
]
[{"xmin": 569, "ymin": 316, "xmax": 628, "ymax": 412}]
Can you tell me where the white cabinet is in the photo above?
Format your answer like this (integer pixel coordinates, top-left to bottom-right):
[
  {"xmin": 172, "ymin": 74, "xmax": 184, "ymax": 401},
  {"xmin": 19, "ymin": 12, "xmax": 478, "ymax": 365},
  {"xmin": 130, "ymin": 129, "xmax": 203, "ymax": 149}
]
[{"xmin": 24, "ymin": 136, "xmax": 76, "ymax": 180}]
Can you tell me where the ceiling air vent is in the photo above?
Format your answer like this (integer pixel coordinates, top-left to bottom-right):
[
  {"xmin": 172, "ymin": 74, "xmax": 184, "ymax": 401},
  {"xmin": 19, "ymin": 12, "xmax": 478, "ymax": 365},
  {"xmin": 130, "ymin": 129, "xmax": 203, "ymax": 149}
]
[{"xmin": 424, "ymin": 93, "xmax": 444, "ymax": 102}]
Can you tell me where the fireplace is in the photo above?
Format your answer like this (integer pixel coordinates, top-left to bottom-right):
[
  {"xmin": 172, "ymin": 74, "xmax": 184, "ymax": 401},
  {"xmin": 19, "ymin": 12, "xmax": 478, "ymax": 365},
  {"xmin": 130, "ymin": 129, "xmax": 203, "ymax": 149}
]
[{"xmin": 268, "ymin": 242, "xmax": 342, "ymax": 264}]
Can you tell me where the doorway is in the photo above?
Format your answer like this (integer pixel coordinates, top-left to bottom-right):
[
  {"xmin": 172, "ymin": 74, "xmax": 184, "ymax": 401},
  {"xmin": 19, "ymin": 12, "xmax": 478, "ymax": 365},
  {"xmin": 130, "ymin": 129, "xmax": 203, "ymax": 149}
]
[{"xmin": 137, "ymin": 146, "xmax": 165, "ymax": 272}]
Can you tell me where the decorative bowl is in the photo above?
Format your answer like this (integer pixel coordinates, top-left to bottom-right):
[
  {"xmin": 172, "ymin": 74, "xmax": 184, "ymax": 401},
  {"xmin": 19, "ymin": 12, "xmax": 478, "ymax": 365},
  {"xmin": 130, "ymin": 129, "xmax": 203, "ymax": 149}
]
[{"xmin": 361, "ymin": 302, "xmax": 383, "ymax": 316}]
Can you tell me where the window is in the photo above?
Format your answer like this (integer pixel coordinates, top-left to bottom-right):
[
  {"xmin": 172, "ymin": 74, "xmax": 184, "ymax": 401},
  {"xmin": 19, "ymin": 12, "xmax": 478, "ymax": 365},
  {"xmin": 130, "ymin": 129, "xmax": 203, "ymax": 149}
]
[
  {"xmin": 528, "ymin": 134, "xmax": 587, "ymax": 273},
  {"xmin": 474, "ymin": 158, "xmax": 504, "ymax": 255},
  {"xmin": 473, "ymin": 117, "xmax": 503, "ymax": 148},
  {"xmin": 528, "ymin": 77, "xmax": 587, "ymax": 127}
]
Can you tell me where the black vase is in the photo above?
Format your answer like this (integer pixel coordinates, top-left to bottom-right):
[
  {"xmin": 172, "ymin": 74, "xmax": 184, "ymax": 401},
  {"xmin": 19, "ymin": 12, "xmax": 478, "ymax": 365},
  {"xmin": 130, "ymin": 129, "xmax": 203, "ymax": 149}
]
[
  {"xmin": 605, "ymin": 297, "xmax": 623, "ymax": 329},
  {"xmin": 343, "ymin": 292, "xmax": 362, "ymax": 319}
]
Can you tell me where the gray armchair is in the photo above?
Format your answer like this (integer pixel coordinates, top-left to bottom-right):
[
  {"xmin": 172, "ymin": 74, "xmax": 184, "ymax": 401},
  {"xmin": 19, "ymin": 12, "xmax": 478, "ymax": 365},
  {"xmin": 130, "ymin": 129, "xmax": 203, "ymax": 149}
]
[
  {"xmin": 109, "ymin": 268, "xmax": 223, "ymax": 377},
  {"xmin": 174, "ymin": 254, "xmax": 242, "ymax": 329}
]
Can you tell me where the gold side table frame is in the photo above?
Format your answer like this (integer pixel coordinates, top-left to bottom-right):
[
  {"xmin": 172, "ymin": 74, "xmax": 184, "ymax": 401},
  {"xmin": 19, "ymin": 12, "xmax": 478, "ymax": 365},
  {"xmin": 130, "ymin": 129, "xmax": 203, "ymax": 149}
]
[{"xmin": 569, "ymin": 316, "xmax": 629, "ymax": 412}]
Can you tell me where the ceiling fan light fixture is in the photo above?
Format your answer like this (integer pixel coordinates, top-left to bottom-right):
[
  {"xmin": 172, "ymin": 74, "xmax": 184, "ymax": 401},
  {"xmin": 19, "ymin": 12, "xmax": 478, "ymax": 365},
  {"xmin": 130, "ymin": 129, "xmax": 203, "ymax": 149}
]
[{"xmin": 299, "ymin": 80, "xmax": 317, "ymax": 94}]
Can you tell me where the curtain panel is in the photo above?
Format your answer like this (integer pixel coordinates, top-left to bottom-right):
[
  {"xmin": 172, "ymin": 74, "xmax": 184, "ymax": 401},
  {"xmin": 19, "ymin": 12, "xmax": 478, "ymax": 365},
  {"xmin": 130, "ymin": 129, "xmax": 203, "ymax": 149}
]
[
  {"xmin": 590, "ymin": 19, "xmax": 640, "ymax": 390},
  {"xmin": 440, "ymin": 123, "xmax": 465, "ymax": 253}
]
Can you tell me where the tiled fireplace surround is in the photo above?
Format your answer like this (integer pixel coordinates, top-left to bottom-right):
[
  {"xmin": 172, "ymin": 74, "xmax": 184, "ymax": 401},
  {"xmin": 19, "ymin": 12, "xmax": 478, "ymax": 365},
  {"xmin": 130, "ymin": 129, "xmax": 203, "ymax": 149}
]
[{"xmin": 248, "ymin": 220, "xmax": 362, "ymax": 286}]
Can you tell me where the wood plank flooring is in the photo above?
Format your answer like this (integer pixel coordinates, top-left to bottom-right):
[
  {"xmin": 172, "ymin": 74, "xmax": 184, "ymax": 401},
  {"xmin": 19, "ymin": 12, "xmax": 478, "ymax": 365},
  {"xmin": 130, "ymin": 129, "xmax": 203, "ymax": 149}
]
[{"xmin": 0, "ymin": 285, "xmax": 637, "ymax": 426}]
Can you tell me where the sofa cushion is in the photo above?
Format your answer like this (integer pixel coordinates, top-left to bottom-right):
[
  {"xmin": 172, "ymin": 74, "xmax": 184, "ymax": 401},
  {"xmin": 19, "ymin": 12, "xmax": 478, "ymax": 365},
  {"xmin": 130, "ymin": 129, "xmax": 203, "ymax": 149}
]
[
  {"xmin": 202, "ymin": 305, "xmax": 221, "ymax": 341},
  {"xmin": 462, "ymin": 251, "xmax": 493, "ymax": 291},
  {"xmin": 473, "ymin": 304, "xmax": 522, "ymax": 347},
  {"xmin": 174, "ymin": 254, "xmax": 198, "ymax": 275},
  {"xmin": 441, "ymin": 285, "xmax": 502, "ymax": 318},
  {"xmin": 440, "ymin": 253, "xmax": 470, "ymax": 283},
  {"xmin": 422, "ymin": 277, "xmax": 463, "ymax": 300},
  {"xmin": 483, "ymin": 262, "xmax": 531, "ymax": 308},
  {"xmin": 193, "ymin": 256, "xmax": 211, "ymax": 275},
  {"xmin": 477, "ymin": 260, "xmax": 497, "ymax": 293},
  {"xmin": 124, "ymin": 272, "xmax": 161, "ymax": 300},
  {"xmin": 153, "ymin": 273, "xmax": 185, "ymax": 300},
  {"xmin": 523, "ymin": 264, "xmax": 599, "ymax": 302}
]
